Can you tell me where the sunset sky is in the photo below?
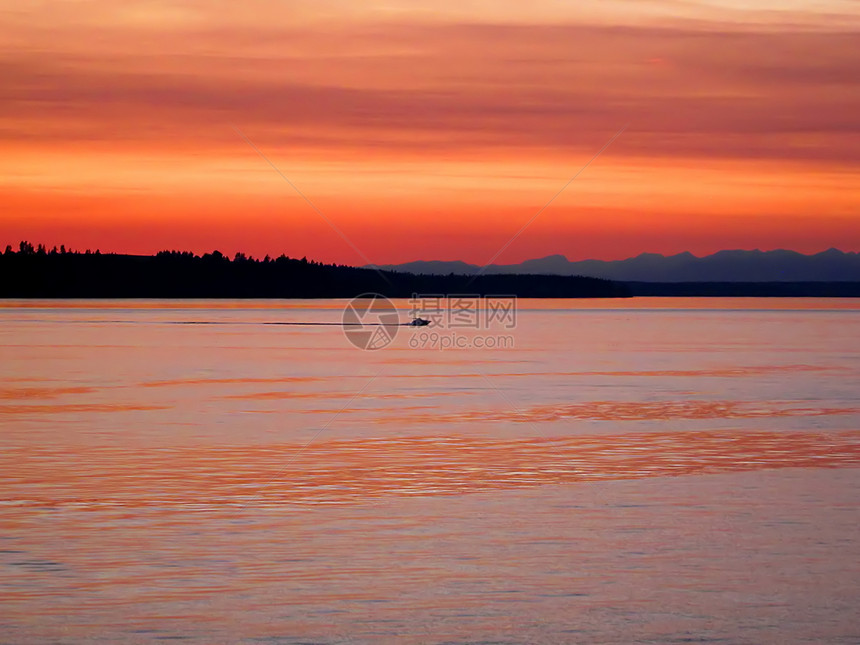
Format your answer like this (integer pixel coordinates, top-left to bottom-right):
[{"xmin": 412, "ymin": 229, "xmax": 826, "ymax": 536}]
[{"xmin": 2, "ymin": 0, "xmax": 858, "ymax": 264}]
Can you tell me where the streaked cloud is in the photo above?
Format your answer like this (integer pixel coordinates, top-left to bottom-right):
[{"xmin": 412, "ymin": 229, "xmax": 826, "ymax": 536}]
[{"xmin": 2, "ymin": 21, "xmax": 857, "ymax": 162}]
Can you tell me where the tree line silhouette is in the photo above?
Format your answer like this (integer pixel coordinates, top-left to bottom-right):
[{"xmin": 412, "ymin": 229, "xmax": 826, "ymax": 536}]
[{"xmin": 0, "ymin": 242, "xmax": 632, "ymax": 298}]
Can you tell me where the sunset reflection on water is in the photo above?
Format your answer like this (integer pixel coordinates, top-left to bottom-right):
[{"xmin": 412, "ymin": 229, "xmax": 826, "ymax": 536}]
[{"xmin": 1, "ymin": 298, "xmax": 859, "ymax": 643}]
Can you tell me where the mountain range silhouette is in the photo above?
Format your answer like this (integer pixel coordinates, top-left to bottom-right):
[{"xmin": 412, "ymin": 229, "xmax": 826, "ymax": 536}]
[{"xmin": 368, "ymin": 248, "xmax": 860, "ymax": 282}]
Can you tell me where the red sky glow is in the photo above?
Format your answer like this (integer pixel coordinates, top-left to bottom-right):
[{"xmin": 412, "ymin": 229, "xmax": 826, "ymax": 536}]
[{"xmin": 2, "ymin": 1, "xmax": 858, "ymax": 264}]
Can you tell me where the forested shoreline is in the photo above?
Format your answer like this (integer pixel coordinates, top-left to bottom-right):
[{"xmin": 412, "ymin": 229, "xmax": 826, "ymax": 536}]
[{"xmin": 0, "ymin": 242, "xmax": 632, "ymax": 298}]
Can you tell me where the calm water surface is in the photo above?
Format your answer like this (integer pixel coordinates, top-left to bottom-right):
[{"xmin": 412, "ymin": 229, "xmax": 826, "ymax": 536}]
[{"xmin": 1, "ymin": 298, "xmax": 859, "ymax": 643}]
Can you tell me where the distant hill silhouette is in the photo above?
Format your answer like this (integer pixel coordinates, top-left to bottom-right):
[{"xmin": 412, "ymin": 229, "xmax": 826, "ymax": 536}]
[
  {"xmin": 369, "ymin": 248, "xmax": 860, "ymax": 282},
  {"xmin": 0, "ymin": 242, "xmax": 630, "ymax": 298}
]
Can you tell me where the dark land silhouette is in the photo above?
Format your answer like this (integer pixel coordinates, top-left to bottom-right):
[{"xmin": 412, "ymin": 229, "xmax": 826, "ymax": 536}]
[
  {"xmin": 5, "ymin": 242, "xmax": 860, "ymax": 298},
  {"xmin": 627, "ymin": 281, "xmax": 860, "ymax": 297},
  {"xmin": 0, "ymin": 242, "xmax": 631, "ymax": 298}
]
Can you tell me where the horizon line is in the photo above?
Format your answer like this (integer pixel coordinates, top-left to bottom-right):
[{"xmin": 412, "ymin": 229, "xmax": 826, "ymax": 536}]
[{"xmin": 4, "ymin": 241, "xmax": 858, "ymax": 268}]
